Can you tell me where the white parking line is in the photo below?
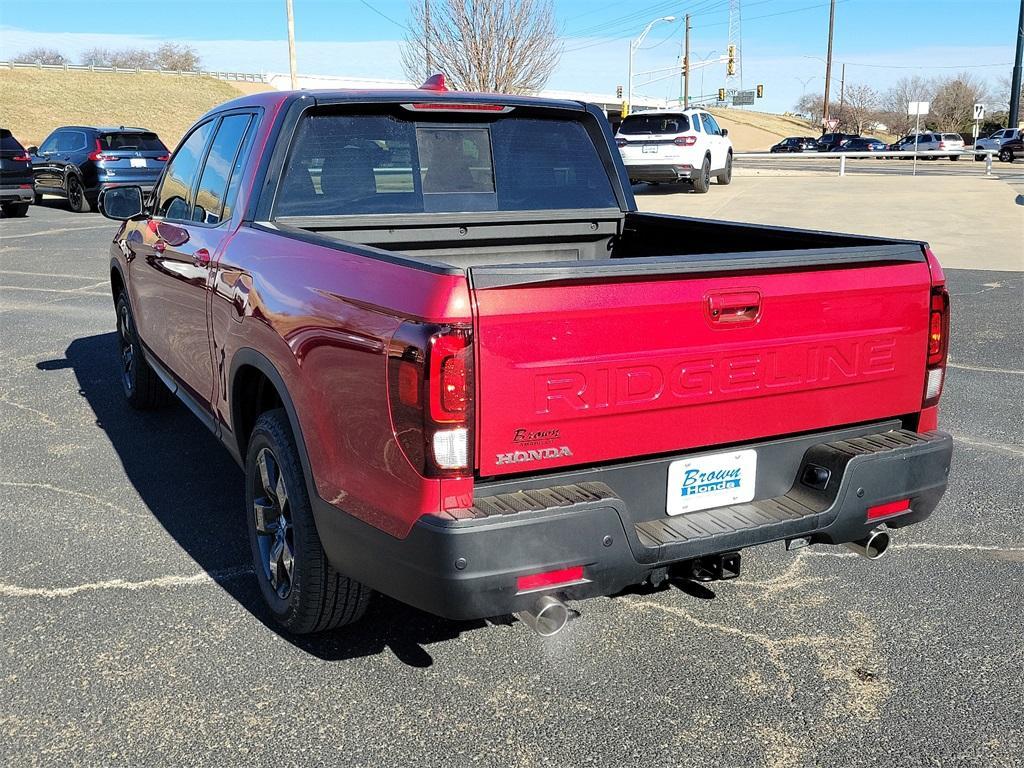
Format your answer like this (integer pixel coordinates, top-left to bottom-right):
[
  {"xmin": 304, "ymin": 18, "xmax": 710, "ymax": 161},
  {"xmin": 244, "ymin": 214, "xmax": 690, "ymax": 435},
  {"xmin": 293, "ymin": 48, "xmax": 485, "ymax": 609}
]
[
  {"xmin": 0, "ymin": 567, "xmax": 252, "ymax": 599},
  {"xmin": 0, "ymin": 282, "xmax": 108, "ymax": 295},
  {"xmin": 953, "ymin": 435, "xmax": 1024, "ymax": 457},
  {"xmin": 947, "ymin": 362, "xmax": 1024, "ymax": 376},
  {"xmin": 0, "ymin": 269, "xmax": 102, "ymax": 281},
  {"xmin": 0, "ymin": 224, "xmax": 113, "ymax": 239}
]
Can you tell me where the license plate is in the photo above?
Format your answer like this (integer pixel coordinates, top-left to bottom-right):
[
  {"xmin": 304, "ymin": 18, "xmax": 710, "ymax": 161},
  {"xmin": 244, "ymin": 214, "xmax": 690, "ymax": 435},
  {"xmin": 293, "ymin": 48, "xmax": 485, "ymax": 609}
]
[
  {"xmin": 642, "ymin": 144, "xmax": 658, "ymax": 154},
  {"xmin": 130, "ymin": 158, "xmax": 147, "ymax": 168},
  {"xmin": 666, "ymin": 449, "xmax": 757, "ymax": 516}
]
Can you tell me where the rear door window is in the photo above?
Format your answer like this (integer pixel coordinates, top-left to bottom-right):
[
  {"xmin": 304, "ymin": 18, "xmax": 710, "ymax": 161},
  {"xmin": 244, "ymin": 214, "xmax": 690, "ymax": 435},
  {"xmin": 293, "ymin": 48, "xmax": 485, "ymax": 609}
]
[
  {"xmin": 192, "ymin": 114, "xmax": 254, "ymax": 225},
  {"xmin": 275, "ymin": 111, "xmax": 618, "ymax": 217},
  {"xmin": 56, "ymin": 130, "xmax": 87, "ymax": 152},
  {"xmin": 700, "ymin": 113, "xmax": 720, "ymax": 135},
  {"xmin": 155, "ymin": 120, "xmax": 216, "ymax": 221},
  {"xmin": 619, "ymin": 114, "xmax": 690, "ymax": 135}
]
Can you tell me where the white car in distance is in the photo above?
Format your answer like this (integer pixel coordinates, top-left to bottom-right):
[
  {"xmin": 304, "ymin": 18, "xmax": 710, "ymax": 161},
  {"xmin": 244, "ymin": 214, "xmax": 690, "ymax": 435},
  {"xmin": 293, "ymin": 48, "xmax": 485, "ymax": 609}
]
[
  {"xmin": 974, "ymin": 128, "xmax": 1023, "ymax": 161},
  {"xmin": 615, "ymin": 108, "xmax": 733, "ymax": 193}
]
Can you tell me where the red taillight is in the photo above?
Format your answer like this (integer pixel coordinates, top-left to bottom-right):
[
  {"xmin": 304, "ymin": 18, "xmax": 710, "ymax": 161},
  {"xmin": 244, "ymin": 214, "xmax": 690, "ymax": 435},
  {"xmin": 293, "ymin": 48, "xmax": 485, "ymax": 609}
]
[
  {"xmin": 673, "ymin": 135, "xmax": 697, "ymax": 146},
  {"xmin": 867, "ymin": 499, "xmax": 911, "ymax": 520},
  {"xmin": 517, "ymin": 565, "xmax": 585, "ymax": 593},
  {"xmin": 12, "ymin": 152, "xmax": 31, "ymax": 162},
  {"xmin": 388, "ymin": 323, "xmax": 474, "ymax": 477},
  {"xmin": 937, "ymin": 141, "xmax": 945, "ymax": 149},
  {"xmin": 404, "ymin": 102, "xmax": 512, "ymax": 113},
  {"xmin": 923, "ymin": 284, "xmax": 949, "ymax": 407},
  {"xmin": 155, "ymin": 154, "xmax": 170, "ymax": 162}
]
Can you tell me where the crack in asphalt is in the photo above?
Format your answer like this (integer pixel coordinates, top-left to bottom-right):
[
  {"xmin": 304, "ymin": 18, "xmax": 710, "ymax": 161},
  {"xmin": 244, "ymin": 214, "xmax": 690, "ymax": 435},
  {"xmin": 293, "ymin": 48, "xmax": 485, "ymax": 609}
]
[{"xmin": 0, "ymin": 567, "xmax": 252, "ymax": 598}]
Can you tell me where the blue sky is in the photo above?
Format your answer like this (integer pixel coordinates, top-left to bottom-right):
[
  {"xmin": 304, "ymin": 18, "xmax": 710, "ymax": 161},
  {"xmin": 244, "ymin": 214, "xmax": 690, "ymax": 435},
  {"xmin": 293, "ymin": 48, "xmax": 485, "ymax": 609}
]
[{"xmin": 0, "ymin": 0, "xmax": 1018, "ymax": 111}]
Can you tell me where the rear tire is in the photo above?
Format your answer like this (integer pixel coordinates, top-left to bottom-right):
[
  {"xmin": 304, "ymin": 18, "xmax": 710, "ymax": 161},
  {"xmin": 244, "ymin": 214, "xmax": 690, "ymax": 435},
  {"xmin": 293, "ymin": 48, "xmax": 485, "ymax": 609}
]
[
  {"xmin": 115, "ymin": 292, "xmax": 169, "ymax": 410},
  {"xmin": 246, "ymin": 409, "xmax": 372, "ymax": 634},
  {"xmin": 66, "ymin": 175, "xmax": 90, "ymax": 213},
  {"xmin": 692, "ymin": 156, "xmax": 711, "ymax": 194},
  {"xmin": 949, "ymin": 155, "xmax": 958, "ymax": 161},
  {"xmin": 999, "ymin": 148, "xmax": 1013, "ymax": 162},
  {"xmin": 1, "ymin": 202, "xmax": 29, "ymax": 217},
  {"xmin": 716, "ymin": 152, "xmax": 733, "ymax": 185}
]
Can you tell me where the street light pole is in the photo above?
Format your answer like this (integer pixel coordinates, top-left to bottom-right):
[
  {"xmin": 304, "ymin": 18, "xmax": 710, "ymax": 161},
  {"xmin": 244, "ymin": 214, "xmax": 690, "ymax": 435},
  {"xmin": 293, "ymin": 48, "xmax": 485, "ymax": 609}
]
[
  {"xmin": 285, "ymin": 0, "xmax": 298, "ymax": 90},
  {"xmin": 628, "ymin": 15, "xmax": 676, "ymax": 115}
]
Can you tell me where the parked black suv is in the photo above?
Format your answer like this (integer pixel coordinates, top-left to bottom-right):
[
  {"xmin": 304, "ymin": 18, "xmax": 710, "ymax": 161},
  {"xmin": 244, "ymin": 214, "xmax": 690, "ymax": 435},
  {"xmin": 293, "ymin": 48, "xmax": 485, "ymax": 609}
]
[
  {"xmin": 29, "ymin": 126, "xmax": 169, "ymax": 212},
  {"xmin": 816, "ymin": 132, "xmax": 859, "ymax": 151},
  {"xmin": 1, "ymin": 128, "xmax": 35, "ymax": 217}
]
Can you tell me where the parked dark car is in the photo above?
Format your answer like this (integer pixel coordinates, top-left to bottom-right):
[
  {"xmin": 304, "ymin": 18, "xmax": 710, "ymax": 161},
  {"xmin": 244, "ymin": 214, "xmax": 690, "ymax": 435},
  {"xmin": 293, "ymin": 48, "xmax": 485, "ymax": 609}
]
[
  {"xmin": 0, "ymin": 128, "xmax": 34, "ymax": 217},
  {"xmin": 836, "ymin": 137, "xmax": 887, "ymax": 156},
  {"xmin": 770, "ymin": 136, "xmax": 818, "ymax": 153},
  {"xmin": 816, "ymin": 132, "xmax": 859, "ymax": 151},
  {"xmin": 998, "ymin": 137, "xmax": 1022, "ymax": 162},
  {"xmin": 29, "ymin": 126, "xmax": 169, "ymax": 212}
]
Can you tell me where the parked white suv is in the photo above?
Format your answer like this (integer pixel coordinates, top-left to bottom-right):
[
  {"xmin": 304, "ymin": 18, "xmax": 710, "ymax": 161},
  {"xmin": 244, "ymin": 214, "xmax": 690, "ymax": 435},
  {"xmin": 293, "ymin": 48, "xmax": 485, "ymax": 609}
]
[
  {"xmin": 894, "ymin": 132, "xmax": 965, "ymax": 160},
  {"xmin": 974, "ymin": 128, "xmax": 1023, "ymax": 161},
  {"xmin": 615, "ymin": 108, "xmax": 733, "ymax": 193}
]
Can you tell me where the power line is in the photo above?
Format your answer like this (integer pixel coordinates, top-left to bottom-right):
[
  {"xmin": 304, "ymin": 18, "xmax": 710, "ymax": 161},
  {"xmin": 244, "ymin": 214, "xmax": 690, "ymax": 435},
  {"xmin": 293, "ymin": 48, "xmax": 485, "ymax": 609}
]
[{"xmin": 357, "ymin": 0, "xmax": 408, "ymax": 31}]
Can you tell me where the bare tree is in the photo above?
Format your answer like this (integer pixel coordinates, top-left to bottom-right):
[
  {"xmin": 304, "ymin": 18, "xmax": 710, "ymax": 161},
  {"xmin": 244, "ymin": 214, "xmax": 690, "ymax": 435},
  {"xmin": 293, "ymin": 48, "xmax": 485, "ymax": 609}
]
[
  {"xmin": 996, "ymin": 75, "xmax": 1024, "ymax": 114},
  {"xmin": 843, "ymin": 83, "xmax": 879, "ymax": 134},
  {"xmin": 794, "ymin": 92, "xmax": 843, "ymax": 131},
  {"xmin": 154, "ymin": 43, "xmax": 201, "ymax": 71},
  {"xmin": 109, "ymin": 48, "xmax": 157, "ymax": 70},
  {"xmin": 79, "ymin": 47, "xmax": 114, "ymax": 67},
  {"xmin": 931, "ymin": 72, "xmax": 990, "ymax": 132},
  {"xmin": 12, "ymin": 47, "xmax": 69, "ymax": 65},
  {"xmin": 879, "ymin": 75, "xmax": 934, "ymax": 136},
  {"xmin": 401, "ymin": 0, "xmax": 562, "ymax": 94}
]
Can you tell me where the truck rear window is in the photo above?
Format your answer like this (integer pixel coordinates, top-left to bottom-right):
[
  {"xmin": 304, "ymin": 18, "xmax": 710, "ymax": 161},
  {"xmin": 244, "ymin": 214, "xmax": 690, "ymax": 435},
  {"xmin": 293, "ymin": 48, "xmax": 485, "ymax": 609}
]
[
  {"xmin": 274, "ymin": 112, "xmax": 618, "ymax": 216},
  {"xmin": 98, "ymin": 132, "xmax": 166, "ymax": 151}
]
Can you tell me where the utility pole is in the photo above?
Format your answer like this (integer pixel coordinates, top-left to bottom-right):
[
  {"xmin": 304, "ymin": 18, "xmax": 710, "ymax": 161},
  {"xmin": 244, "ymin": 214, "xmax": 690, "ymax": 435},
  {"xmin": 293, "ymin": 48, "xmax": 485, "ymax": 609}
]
[
  {"xmin": 425, "ymin": 0, "xmax": 433, "ymax": 72},
  {"xmin": 823, "ymin": 0, "xmax": 836, "ymax": 130},
  {"xmin": 285, "ymin": 0, "xmax": 298, "ymax": 90},
  {"xmin": 683, "ymin": 14, "xmax": 691, "ymax": 108},
  {"xmin": 1009, "ymin": 0, "xmax": 1023, "ymax": 128}
]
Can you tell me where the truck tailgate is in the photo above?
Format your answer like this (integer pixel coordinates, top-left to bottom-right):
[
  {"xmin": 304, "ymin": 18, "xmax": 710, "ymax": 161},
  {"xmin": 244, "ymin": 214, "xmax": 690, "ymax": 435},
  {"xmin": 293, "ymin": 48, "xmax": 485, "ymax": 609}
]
[{"xmin": 470, "ymin": 252, "xmax": 931, "ymax": 477}]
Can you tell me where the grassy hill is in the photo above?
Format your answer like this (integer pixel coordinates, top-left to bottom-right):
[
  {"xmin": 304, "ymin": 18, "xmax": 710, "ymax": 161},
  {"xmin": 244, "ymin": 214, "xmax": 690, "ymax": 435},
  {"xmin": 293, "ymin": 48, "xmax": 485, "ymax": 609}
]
[
  {"xmin": 707, "ymin": 108, "xmax": 819, "ymax": 152},
  {"xmin": 0, "ymin": 69, "xmax": 268, "ymax": 149}
]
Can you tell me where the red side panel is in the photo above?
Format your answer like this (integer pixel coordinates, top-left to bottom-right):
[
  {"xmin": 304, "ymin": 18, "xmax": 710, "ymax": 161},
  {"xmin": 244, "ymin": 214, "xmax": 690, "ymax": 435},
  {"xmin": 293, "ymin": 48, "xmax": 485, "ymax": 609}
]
[{"xmin": 472, "ymin": 262, "xmax": 931, "ymax": 476}]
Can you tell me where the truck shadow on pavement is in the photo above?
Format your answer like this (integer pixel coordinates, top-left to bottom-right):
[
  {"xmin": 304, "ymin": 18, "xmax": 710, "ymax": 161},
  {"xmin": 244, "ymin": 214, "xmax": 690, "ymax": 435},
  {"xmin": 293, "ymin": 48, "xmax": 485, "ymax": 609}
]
[{"xmin": 40, "ymin": 332, "xmax": 496, "ymax": 668}]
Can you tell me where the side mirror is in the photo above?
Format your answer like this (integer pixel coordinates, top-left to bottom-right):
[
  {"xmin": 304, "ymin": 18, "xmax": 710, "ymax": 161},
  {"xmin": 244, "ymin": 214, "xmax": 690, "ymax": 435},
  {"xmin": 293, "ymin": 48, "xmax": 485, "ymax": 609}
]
[
  {"xmin": 99, "ymin": 186, "xmax": 144, "ymax": 221},
  {"xmin": 720, "ymin": 128, "xmax": 729, "ymax": 137},
  {"xmin": 26, "ymin": 146, "xmax": 38, "ymax": 155}
]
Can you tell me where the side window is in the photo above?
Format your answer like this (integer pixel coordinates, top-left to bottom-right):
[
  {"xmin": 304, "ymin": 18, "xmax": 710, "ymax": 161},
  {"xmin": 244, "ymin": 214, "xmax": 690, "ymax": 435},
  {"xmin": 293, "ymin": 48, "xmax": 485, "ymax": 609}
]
[
  {"xmin": 705, "ymin": 114, "xmax": 722, "ymax": 135},
  {"xmin": 692, "ymin": 116, "xmax": 702, "ymax": 133},
  {"xmin": 39, "ymin": 132, "xmax": 60, "ymax": 154},
  {"xmin": 700, "ymin": 113, "xmax": 718, "ymax": 135},
  {"xmin": 56, "ymin": 130, "xmax": 87, "ymax": 152},
  {"xmin": 192, "ymin": 114, "xmax": 253, "ymax": 225},
  {"xmin": 156, "ymin": 121, "xmax": 215, "ymax": 221}
]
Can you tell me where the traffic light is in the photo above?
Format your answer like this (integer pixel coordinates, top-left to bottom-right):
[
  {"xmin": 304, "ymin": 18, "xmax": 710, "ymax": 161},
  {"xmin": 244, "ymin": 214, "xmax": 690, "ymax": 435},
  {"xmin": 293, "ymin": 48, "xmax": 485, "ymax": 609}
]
[
  {"xmin": 756, "ymin": 84, "xmax": 764, "ymax": 99},
  {"xmin": 726, "ymin": 45, "xmax": 736, "ymax": 76},
  {"xmin": 616, "ymin": 84, "xmax": 623, "ymax": 99},
  {"xmin": 718, "ymin": 88, "xmax": 726, "ymax": 102}
]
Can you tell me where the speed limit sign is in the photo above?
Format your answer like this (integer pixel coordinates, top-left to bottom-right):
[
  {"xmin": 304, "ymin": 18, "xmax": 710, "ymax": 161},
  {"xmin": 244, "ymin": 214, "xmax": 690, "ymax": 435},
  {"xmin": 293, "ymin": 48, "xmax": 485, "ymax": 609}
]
[{"xmin": 974, "ymin": 103, "xmax": 985, "ymax": 121}]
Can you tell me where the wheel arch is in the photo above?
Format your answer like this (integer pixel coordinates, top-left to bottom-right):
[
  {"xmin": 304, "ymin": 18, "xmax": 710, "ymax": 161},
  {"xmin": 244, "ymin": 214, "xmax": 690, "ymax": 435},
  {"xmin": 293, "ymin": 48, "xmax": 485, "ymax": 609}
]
[
  {"xmin": 228, "ymin": 348, "xmax": 314, "ymax": 489},
  {"xmin": 110, "ymin": 261, "xmax": 126, "ymax": 305}
]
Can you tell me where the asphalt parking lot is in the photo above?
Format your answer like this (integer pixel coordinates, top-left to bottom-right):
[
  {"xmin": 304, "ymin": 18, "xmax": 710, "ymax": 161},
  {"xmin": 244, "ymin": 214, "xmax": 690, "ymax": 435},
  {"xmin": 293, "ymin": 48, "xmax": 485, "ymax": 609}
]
[{"xmin": 1, "ymin": 197, "xmax": 1022, "ymax": 767}]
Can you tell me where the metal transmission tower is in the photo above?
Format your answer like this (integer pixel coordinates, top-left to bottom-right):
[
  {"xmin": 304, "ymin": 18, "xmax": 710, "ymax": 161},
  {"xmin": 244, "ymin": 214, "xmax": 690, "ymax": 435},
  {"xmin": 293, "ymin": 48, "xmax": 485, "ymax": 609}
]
[{"xmin": 725, "ymin": 0, "xmax": 743, "ymax": 97}]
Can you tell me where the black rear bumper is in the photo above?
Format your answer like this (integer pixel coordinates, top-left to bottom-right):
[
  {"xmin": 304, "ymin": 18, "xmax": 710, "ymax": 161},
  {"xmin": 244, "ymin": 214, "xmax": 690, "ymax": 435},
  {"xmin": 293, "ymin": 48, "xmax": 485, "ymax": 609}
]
[
  {"xmin": 0, "ymin": 184, "xmax": 35, "ymax": 203},
  {"xmin": 312, "ymin": 426, "xmax": 952, "ymax": 621}
]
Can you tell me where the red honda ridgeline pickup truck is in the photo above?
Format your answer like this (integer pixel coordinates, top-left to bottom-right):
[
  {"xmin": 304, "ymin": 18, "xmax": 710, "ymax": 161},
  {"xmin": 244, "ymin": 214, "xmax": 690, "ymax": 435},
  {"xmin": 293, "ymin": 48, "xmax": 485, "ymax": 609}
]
[{"xmin": 99, "ymin": 81, "xmax": 952, "ymax": 636}]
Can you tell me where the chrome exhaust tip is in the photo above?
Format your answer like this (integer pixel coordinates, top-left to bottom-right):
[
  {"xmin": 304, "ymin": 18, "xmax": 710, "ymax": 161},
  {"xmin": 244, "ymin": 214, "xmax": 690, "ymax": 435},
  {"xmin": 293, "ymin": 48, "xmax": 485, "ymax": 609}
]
[
  {"xmin": 844, "ymin": 528, "xmax": 891, "ymax": 560},
  {"xmin": 516, "ymin": 595, "xmax": 573, "ymax": 637}
]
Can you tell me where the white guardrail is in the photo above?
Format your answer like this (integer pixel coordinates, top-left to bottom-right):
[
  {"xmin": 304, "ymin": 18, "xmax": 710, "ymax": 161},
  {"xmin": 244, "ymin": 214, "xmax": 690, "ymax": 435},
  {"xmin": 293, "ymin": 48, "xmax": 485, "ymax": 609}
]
[
  {"xmin": 734, "ymin": 148, "xmax": 999, "ymax": 176},
  {"xmin": 0, "ymin": 60, "xmax": 266, "ymax": 83}
]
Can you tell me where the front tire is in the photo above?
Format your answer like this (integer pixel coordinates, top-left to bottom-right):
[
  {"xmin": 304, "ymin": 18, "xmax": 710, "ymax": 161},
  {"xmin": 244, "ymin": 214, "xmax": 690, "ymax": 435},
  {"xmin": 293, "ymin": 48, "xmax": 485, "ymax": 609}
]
[
  {"xmin": 1, "ymin": 202, "xmax": 29, "ymax": 217},
  {"xmin": 716, "ymin": 152, "xmax": 733, "ymax": 185},
  {"xmin": 115, "ymin": 292, "xmax": 169, "ymax": 409},
  {"xmin": 246, "ymin": 409, "xmax": 372, "ymax": 634},
  {"xmin": 692, "ymin": 155, "xmax": 711, "ymax": 194}
]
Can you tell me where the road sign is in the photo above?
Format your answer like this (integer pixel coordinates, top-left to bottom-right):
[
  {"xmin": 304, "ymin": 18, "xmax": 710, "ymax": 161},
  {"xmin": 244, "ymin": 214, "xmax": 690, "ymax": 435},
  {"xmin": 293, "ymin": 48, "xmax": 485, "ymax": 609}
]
[
  {"xmin": 732, "ymin": 89, "xmax": 755, "ymax": 106},
  {"xmin": 907, "ymin": 101, "xmax": 929, "ymax": 116},
  {"xmin": 974, "ymin": 103, "xmax": 985, "ymax": 121},
  {"xmin": 824, "ymin": 118, "xmax": 839, "ymax": 130}
]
